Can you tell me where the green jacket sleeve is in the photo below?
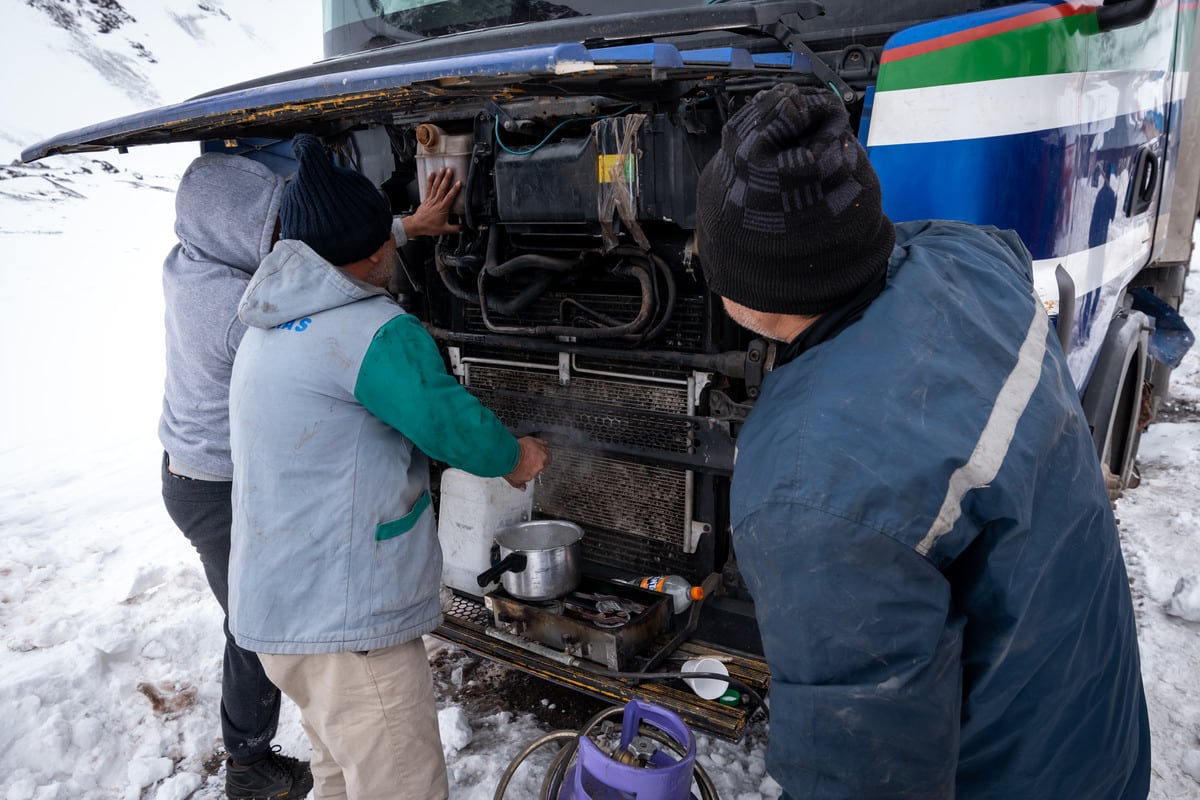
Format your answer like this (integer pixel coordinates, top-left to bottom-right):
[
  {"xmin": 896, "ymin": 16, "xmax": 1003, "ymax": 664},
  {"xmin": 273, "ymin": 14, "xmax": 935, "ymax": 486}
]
[{"xmin": 354, "ymin": 314, "xmax": 520, "ymax": 477}]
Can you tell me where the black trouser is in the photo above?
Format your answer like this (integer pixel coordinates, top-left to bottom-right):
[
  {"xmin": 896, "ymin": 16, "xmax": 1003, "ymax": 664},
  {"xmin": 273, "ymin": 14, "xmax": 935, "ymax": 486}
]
[{"xmin": 161, "ymin": 452, "xmax": 281, "ymax": 762}]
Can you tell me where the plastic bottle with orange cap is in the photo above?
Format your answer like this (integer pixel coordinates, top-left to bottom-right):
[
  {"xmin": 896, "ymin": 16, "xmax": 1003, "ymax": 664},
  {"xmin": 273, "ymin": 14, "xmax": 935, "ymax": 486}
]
[{"xmin": 620, "ymin": 574, "xmax": 705, "ymax": 614}]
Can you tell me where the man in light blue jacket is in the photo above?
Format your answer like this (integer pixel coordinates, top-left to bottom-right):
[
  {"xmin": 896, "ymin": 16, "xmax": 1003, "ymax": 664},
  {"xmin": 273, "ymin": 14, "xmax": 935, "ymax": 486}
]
[
  {"xmin": 229, "ymin": 134, "xmax": 549, "ymax": 800},
  {"xmin": 695, "ymin": 84, "xmax": 1150, "ymax": 799}
]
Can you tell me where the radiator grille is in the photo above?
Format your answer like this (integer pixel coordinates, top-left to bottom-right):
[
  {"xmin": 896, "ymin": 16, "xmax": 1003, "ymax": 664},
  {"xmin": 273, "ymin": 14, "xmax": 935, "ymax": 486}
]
[
  {"xmin": 579, "ymin": 526, "xmax": 700, "ymax": 577},
  {"xmin": 466, "ymin": 366, "xmax": 692, "ymax": 453},
  {"xmin": 533, "ymin": 450, "xmax": 687, "ymax": 546},
  {"xmin": 467, "ymin": 366, "xmax": 688, "ymax": 415},
  {"xmin": 462, "ymin": 365, "xmax": 695, "ymax": 565}
]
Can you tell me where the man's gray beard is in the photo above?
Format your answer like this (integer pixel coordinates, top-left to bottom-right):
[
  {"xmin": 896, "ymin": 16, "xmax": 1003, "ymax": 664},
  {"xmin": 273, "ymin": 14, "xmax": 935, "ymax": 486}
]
[
  {"xmin": 722, "ymin": 300, "xmax": 775, "ymax": 339},
  {"xmin": 366, "ymin": 247, "xmax": 399, "ymax": 288}
]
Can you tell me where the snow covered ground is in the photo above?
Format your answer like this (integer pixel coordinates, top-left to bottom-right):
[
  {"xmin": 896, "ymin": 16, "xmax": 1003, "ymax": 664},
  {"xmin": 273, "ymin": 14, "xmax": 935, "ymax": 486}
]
[{"xmin": 1, "ymin": 2, "xmax": 1198, "ymax": 798}]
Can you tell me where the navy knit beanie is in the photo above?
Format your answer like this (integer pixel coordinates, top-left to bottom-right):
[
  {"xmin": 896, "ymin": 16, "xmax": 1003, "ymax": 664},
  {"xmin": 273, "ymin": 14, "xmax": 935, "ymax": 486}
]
[
  {"xmin": 279, "ymin": 134, "xmax": 393, "ymax": 266},
  {"xmin": 696, "ymin": 84, "xmax": 895, "ymax": 315}
]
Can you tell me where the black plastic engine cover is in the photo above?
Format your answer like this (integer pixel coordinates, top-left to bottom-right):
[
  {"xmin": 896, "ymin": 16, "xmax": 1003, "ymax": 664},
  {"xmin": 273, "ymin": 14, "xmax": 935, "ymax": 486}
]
[{"xmin": 493, "ymin": 113, "xmax": 705, "ymax": 227}]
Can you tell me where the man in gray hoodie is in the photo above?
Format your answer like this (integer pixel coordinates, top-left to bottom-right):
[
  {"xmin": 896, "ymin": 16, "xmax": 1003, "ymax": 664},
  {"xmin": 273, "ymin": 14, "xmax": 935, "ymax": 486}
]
[
  {"xmin": 228, "ymin": 134, "xmax": 551, "ymax": 800},
  {"xmin": 159, "ymin": 152, "xmax": 314, "ymax": 799}
]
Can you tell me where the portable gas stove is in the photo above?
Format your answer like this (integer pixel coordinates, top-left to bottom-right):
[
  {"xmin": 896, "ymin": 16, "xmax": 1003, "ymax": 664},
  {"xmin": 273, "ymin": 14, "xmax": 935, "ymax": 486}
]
[{"xmin": 484, "ymin": 576, "xmax": 671, "ymax": 670}]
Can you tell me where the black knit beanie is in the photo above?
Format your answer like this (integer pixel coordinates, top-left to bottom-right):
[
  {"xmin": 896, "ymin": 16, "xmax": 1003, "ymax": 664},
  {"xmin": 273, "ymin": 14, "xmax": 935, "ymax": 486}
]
[
  {"xmin": 696, "ymin": 84, "xmax": 895, "ymax": 315},
  {"xmin": 279, "ymin": 134, "xmax": 393, "ymax": 266}
]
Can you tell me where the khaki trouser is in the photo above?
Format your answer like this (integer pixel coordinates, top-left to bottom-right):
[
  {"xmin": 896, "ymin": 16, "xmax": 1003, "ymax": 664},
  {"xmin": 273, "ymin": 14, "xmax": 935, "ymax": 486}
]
[{"xmin": 259, "ymin": 639, "xmax": 449, "ymax": 800}]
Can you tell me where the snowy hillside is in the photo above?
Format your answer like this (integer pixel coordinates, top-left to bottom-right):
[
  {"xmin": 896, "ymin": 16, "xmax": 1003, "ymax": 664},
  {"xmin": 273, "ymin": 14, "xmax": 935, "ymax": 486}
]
[
  {"xmin": 1, "ymin": 2, "xmax": 1199, "ymax": 799},
  {"xmin": 2, "ymin": 0, "xmax": 322, "ymax": 171}
]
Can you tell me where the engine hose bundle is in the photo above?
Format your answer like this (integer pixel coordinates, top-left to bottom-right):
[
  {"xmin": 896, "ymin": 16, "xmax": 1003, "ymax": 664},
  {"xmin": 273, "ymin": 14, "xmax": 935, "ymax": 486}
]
[
  {"xmin": 613, "ymin": 246, "xmax": 675, "ymax": 343},
  {"xmin": 435, "ymin": 227, "xmax": 678, "ymax": 340},
  {"xmin": 435, "ymin": 231, "xmax": 489, "ymax": 303},
  {"xmin": 479, "ymin": 258, "xmax": 653, "ymax": 337},
  {"xmin": 478, "ymin": 250, "xmax": 675, "ymax": 341},
  {"xmin": 436, "ymin": 231, "xmax": 577, "ymax": 314},
  {"xmin": 493, "ymin": 704, "xmax": 722, "ymax": 800}
]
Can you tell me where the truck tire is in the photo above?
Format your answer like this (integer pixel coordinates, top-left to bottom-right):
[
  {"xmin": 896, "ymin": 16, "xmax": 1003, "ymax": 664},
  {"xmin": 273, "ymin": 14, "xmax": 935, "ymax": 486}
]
[{"xmin": 1079, "ymin": 309, "xmax": 1150, "ymax": 489}]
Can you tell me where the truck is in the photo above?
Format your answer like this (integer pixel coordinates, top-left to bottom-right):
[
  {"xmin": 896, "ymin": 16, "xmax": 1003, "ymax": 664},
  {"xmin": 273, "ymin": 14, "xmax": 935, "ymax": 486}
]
[{"xmin": 22, "ymin": 0, "xmax": 1198, "ymax": 740}]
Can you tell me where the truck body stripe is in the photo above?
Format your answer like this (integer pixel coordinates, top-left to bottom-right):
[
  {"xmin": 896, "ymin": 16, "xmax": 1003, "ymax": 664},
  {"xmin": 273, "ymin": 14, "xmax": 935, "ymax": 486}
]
[
  {"xmin": 867, "ymin": 69, "xmax": 1171, "ymax": 146},
  {"xmin": 881, "ymin": 2, "xmax": 1094, "ymax": 65}
]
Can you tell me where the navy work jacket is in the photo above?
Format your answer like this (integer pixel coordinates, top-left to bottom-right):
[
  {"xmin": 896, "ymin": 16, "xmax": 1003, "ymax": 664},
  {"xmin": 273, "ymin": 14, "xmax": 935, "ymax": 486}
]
[{"xmin": 731, "ymin": 220, "xmax": 1151, "ymax": 799}]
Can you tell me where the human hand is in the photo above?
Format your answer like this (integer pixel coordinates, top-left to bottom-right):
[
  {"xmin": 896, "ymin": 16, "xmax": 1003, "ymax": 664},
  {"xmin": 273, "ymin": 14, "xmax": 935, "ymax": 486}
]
[
  {"xmin": 504, "ymin": 436, "xmax": 552, "ymax": 491},
  {"xmin": 401, "ymin": 167, "xmax": 462, "ymax": 238}
]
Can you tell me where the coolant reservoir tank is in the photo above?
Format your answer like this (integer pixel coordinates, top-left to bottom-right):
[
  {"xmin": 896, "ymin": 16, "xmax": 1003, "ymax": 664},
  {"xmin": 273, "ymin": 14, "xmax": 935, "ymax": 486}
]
[{"xmin": 414, "ymin": 123, "xmax": 471, "ymax": 214}]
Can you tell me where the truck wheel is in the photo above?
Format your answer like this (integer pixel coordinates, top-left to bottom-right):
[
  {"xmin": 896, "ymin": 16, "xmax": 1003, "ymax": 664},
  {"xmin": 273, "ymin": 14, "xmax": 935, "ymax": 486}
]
[{"xmin": 1080, "ymin": 309, "xmax": 1150, "ymax": 489}]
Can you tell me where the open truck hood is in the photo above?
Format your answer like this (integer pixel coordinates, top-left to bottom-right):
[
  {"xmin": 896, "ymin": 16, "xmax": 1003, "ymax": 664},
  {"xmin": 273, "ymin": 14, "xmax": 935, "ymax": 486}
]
[{"xmin": 21, "ymin": 0, "xmax": 830, "ymax": 162}]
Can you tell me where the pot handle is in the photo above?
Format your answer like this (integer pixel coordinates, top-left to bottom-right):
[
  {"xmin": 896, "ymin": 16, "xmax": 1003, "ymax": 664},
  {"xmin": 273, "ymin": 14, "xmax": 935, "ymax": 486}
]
[{"xmin": 476, "ymin": 552, "xmax": 528, "ymax": 588}]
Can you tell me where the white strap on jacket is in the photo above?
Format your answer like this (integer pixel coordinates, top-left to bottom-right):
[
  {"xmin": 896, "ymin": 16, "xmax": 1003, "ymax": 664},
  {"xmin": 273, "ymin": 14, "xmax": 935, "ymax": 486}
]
[{"xmin": 917, "ymin": 292, "xmax": 1049, "ymax": 557}]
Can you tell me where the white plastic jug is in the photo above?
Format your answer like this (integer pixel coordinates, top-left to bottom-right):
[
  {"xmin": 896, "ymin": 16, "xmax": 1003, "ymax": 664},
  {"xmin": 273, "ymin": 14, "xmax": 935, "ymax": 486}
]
[{"xmin": 437, "ymin": 468, "xmax": 533, "ymax": 596}]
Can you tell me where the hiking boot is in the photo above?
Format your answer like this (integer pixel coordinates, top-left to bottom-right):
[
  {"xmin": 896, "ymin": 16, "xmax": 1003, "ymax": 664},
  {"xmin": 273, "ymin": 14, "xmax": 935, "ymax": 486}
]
[{"xmin": 225, "ymin": 747, "xmax": 314, "ymax": 799}]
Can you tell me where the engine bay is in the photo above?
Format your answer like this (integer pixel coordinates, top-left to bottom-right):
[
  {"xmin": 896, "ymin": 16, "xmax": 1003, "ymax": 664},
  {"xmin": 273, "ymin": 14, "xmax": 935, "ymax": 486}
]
[{"xmin": 340, "ymin": 89, "xmax": 794, "ymax": 588}]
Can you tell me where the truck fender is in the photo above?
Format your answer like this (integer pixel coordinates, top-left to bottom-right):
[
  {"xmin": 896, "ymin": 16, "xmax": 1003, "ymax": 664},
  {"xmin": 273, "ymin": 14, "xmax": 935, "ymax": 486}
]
[{"xmin": 1079, "ymin": 308, "xmax": 1150, "ymax": 488}]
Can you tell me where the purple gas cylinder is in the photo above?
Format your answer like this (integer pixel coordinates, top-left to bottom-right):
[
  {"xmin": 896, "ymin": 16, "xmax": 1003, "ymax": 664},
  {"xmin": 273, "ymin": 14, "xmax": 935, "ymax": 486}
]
[{"xmin": 559, "ymin": 699, "xmax": 698, "ymax": 800}]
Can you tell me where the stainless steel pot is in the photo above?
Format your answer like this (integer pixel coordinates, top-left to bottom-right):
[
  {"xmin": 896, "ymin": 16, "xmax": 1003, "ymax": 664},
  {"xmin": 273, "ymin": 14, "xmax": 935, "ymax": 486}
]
[{"xmin": 475, "ymin": 520, "xmax": 583, "ymax": 601}]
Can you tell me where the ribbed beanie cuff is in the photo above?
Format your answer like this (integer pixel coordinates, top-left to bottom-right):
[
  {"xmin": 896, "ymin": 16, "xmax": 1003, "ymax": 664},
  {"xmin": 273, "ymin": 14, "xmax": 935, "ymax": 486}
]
[
  {"xmin": 279, "ymin": 134, "xmax": 393, "ymax": 266},
  {"xmin": 696, "ymin": 84, "xmax": 895, "ymax": 315}
]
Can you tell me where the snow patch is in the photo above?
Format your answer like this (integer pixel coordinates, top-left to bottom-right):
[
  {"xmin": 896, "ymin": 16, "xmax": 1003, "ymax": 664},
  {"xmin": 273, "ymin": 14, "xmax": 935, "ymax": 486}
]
[
  {"xmin": 439, "ymin": 706, "xmax": 474, "ymax": 756},
  {"xmin": 1167, "ymin": 575, "xmax": 1200, "ymax": 623},
  {"xmin": 1182, "ymin": 749, "xmax": 1200, "ymax": 784}
]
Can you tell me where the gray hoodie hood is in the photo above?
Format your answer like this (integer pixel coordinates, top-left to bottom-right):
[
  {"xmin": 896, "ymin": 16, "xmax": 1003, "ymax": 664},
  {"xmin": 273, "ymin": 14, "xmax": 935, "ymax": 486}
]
[
  {"xmin": 159, "ymin": 153, "xmax": 287, "ymax": 480},
  {"xmin": 174, "ymin": 152, "xmax": 283, "ymax": 274},
  {"xmin": 239, "ymin": 238, "xmax": 390, "ymax": 329}
]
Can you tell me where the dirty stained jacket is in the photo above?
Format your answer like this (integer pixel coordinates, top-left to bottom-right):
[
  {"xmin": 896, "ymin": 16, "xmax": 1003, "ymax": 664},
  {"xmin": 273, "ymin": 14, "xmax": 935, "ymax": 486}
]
[
  {"xmin": 228, "ymin": 239, "xmax": 519, "ymax": 654},
  {"xmin": 731, "ymin": 220, "xmax": 1151, "ymax": 799}
]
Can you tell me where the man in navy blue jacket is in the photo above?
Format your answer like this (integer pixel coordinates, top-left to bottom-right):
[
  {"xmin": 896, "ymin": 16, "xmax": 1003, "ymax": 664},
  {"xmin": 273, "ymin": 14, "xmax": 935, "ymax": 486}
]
[{"xmin": 695, "ymin": 83, "xmax": 1151, "ymax": 799}]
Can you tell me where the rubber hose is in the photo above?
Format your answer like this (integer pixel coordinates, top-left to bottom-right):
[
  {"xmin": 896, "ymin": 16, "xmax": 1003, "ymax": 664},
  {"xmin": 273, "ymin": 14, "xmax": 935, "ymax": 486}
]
[
  {"xmin": 485, "ymin": 252, "xmax": 579, "ymax": 277},
  {"xmin": 478, "ymin": 261, "xmax": 654, "ymax": 338},
  {"xmin": 492, "ymin": 730, "xmax": 578, "ymax": 800},
  {"xmin": 464, "ymin": 144, "xmax": 481, "ymax": 232},
  {"xmin": 435, "ymin": 244, "xmax": 478, "ymax": 304},
  {"xmin": 539, "ymin": 705, "xmax": 623, "ymax": 799}
]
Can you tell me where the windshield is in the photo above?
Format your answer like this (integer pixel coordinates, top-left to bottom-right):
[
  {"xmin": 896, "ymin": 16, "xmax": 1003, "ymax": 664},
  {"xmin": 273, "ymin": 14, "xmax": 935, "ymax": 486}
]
[
  {"xmin": 324, "ymin": 0, "xmax": 699, "ymax": 54},
  {"xmin": 322, "ymin": 0, "xmax": 1029, "ymax": 57}
]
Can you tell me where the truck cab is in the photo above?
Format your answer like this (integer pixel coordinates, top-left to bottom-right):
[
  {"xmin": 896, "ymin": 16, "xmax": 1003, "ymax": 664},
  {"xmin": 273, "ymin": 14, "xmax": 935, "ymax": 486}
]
[{"xmin": 23, "ymin": 0, "xmax": 1197, "ymax": 739}]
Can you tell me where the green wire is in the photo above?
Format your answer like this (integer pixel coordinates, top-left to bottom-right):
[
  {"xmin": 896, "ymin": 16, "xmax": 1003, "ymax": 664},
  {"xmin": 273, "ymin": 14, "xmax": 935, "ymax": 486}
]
[{"xmin": 493, "ymin": 104, "xmax": 636, "ymax": 156}]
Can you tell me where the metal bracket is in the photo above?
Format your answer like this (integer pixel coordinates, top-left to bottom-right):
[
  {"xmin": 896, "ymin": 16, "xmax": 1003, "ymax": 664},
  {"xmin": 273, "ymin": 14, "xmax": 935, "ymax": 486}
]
[
  {"xmin": 690, "ymin": 371, "xmax": 713, "ymax": 414},
  {"xmin": 482, "ymin": 100, "xmax": 516, "ymax": 132},
  {"xmin": 762, "ymin": 13, "xmax": 857, "ymax": 105},
  {"xmin": 708, "ymin": 389, "xmax": 753, "ymax": 422},
  {"xmin": 743, "ymin": 339, "xmax": 769, "ymax": 400},
  {"xmin": 686, "ymin": 520, "xmax": 713, "ymax": 555},
  {"xmin": 448, "ymin": 346, "xmax": 465, "ymax": 378}
]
